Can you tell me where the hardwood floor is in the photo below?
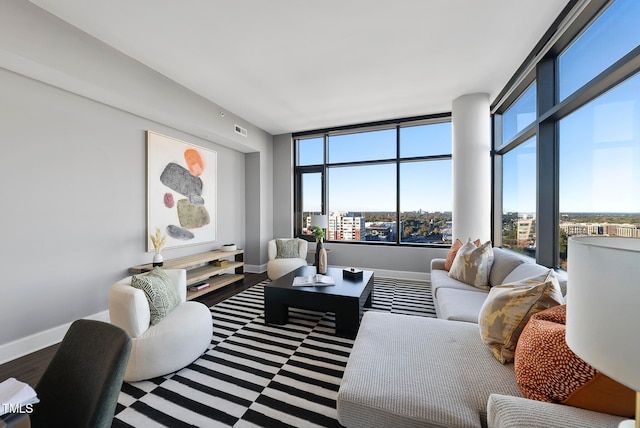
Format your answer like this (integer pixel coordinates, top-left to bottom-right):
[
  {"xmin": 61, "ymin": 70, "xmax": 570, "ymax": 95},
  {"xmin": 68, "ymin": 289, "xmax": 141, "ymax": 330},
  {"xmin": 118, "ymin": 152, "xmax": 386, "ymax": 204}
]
[{"xmin": 0, "ymin": 272, "xmax": 268, "ymax": 388}]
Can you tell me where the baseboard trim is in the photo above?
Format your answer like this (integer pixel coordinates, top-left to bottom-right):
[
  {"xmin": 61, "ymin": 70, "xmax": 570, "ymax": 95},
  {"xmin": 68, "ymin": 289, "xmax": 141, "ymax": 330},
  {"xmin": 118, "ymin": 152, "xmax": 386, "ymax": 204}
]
[
  {"xmin": 0, "ymin": 310, "xmax": 110, "ymax": 365},
  {"xmin": 244, "ymin": 263, "xmax": 266, "ymax": 274}
]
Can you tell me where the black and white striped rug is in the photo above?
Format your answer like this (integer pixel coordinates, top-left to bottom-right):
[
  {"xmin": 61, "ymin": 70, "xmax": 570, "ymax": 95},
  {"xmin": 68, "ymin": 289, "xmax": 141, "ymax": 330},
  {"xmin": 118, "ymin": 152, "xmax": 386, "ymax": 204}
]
[{"xmin": 112, "ymin": 277, "xmax": 435, "ymax": 427}]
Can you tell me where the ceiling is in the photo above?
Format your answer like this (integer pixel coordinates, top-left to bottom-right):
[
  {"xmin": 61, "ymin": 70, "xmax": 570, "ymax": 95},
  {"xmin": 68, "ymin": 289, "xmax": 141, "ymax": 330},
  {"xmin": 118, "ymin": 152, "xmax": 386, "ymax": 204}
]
[{"xmin": 29, "ymin": 0, "xmax": 570, "ymax": 136}]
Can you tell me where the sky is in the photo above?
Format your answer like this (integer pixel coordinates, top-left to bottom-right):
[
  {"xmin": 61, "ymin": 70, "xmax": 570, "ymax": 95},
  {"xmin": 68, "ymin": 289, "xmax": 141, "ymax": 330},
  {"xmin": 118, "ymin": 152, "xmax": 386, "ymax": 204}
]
[
  {"xmin": 502, "ymin": 0, "xmax": 640, "ymax": 214},
  {"xmin": 299, "ymin": 123, "xmax": 452, "ymax": 213}
]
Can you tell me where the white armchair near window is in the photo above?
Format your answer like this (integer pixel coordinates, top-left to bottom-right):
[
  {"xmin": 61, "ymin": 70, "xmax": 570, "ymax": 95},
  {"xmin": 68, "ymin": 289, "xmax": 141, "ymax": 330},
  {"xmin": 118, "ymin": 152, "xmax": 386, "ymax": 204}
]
[
  {"xmin": 108, "ymin": 269, "xmax": 212, "ymax": 382},
  {"xmin": 267, "ymin": 238, "xmax": 308, "ymax": 280}
]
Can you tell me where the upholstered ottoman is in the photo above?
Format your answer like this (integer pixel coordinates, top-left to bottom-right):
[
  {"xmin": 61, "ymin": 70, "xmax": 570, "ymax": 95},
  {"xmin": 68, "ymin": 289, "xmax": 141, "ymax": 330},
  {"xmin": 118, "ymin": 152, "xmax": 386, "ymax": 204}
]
[{"xmin": 337, "ymin": 311, "xmax": 522, "ymax": 428}]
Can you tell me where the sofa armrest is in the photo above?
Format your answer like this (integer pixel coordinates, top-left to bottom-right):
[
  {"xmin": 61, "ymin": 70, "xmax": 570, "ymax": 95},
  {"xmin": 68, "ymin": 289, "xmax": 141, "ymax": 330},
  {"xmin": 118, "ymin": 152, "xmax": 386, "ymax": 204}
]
[
  {"xmin": 487, "ymin": 394, "xmax": 626, "ymax": 428},
  {"xmin": 430, "ymin": 258, "xmax": 446, "ymax": 272}
]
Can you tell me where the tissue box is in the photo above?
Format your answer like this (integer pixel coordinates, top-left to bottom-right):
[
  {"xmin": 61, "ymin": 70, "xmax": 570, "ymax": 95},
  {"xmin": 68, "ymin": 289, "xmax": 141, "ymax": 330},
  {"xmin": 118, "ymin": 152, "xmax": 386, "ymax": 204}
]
[{"xmin": 342, "ymin": 268, "xmax": 363, "ymax": 280}]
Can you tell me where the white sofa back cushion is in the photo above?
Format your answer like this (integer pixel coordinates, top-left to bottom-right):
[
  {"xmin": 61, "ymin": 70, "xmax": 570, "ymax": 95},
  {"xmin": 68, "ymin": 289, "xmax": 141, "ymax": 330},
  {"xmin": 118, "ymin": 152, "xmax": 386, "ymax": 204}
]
[
  {"xmin": 489, "ymin": 248, "xmax": 527, "ymax": 287},
  {"xmin": 502, "ymin": 263, "xmax": 567, "ymax": 296}
]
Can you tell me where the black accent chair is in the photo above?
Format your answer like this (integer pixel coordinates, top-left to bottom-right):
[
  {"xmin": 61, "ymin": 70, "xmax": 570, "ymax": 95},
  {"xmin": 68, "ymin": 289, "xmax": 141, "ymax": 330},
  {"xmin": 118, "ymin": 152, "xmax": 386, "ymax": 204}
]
[{"xmin": 31, "ymin": 319, "xmax": 132, "ymax": 428}]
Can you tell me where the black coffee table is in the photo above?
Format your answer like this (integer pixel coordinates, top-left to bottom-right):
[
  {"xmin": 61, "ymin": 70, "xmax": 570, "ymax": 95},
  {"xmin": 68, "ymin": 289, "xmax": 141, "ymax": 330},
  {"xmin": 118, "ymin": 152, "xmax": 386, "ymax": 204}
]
[{"xmin": 263, "ymin": 266, "xmax": 374, "ymax": 338}]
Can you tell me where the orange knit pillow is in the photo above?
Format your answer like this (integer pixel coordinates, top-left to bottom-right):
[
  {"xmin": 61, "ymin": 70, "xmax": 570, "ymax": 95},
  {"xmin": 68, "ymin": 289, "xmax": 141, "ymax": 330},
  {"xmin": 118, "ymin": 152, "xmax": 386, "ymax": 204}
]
[
  {"xmin": 514, "ymin": 305, "xmax": 635, "ymax": 417},
  {"xmin": 444, "ymin": 238, "xmax": 481, "ymax": 271}
]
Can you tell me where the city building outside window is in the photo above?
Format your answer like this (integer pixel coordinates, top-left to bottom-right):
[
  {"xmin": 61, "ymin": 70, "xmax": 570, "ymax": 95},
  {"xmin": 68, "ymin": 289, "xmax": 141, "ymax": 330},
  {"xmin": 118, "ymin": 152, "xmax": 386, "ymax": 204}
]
[{"xmin": 501, "ymin": 137, "xmax": 537, "ymax": 257}]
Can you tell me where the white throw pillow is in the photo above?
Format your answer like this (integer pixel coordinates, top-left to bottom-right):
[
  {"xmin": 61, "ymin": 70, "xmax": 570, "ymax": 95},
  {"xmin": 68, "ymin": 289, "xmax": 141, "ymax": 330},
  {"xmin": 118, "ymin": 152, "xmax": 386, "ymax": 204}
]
[{"xmin": 448, "ymin": 239, "xmax": 494, "ymax": 290}]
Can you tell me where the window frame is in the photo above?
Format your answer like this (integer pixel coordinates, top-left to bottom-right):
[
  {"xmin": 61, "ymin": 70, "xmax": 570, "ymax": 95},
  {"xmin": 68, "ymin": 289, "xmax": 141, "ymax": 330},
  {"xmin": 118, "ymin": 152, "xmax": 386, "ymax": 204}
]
[
  {"xmin": 293, "ymin": 114, "xmax": 453, "ymax": 246},
  {"xmin": 492, "ymin": 0, "xmax": 640, "ymax": 268}
]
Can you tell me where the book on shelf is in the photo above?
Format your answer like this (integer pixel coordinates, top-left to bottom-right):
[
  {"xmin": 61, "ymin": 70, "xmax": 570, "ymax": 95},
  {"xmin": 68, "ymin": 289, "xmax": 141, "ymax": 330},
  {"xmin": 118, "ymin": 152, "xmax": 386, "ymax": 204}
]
[
  {"xmin": 213, "ymin": 260, "xmax": 230, "ymax": 267},
  {"xmin": 292, "ymin": 274, "xmax": 335, "ymax": 286},
  {"xmin": 189, "ymin": 283, "xmax": 210, "ymax": 292}
]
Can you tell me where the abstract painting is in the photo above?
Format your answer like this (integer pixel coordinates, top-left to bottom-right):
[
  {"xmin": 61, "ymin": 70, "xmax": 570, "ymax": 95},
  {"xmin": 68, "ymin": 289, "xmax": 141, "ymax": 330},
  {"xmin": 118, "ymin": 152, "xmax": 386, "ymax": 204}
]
[{"xmin": 147, "ymin": 131, "xmax": 216, "ymax": 251}]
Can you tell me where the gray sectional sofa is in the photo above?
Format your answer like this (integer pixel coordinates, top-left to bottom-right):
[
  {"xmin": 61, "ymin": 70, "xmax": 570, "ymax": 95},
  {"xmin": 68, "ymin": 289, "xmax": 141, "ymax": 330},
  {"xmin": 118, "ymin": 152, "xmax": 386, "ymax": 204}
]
[
  {"xmin": 430, "ymin": 247, "xmax": 568, "ymax": 323},
  {"xmin": 336, "ymin": 248, "xmax": 625, "ymax": 428}
]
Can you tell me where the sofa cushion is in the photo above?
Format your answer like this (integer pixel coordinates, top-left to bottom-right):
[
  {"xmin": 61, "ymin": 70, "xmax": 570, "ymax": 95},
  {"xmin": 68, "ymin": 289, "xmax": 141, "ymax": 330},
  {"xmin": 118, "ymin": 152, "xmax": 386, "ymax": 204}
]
[
  {"xmin": 501, "ymin": 262, "xmax": 549, "ymax": 283},
  {"xmin": 489, "ymin": 248, "xmax": 527, "ymax": 287},
  {"xmin": 337, "ymin": 312, "xmax": 522, "ymax": 428},
  {"xmin": 515, "ymin": 305, "xmax": 635, "ymax": 417},
  {"xmin": 449, "ymin": 240, "xmax": 494, "ymax": 290},
  {"xmin": 275, "ymin": 238, "xmax": 300, "ymax": 258},
  {"xmin": 502, "ymin": 263, "xmax": 568, "ymax": 296},
  {"xmin": 478, "ymin": 269, "xmax": 564, "ymax": 363},
  {"xmin": 431, "ymin": 268, "xmax": 489, "ymax": 297},
  {"xmin": 487, "ymin": 393, "xmax": 627, "ymax": 428},
  {"xmin": 437, "ymin": 287, "xmax": 488, "ymax": 323},
  {"xmin": 445, "ymin": 238, "xmax": 481, "ymax": 271},
  {"xmin": 130, "ymin": 267, "xmax": 181, "ymax": 326}
]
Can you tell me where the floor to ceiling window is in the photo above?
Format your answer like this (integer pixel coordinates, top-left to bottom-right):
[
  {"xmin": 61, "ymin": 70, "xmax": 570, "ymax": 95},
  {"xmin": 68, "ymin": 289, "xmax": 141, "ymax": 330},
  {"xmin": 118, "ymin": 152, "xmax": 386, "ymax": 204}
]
[
  {"xmin": 558, "ymin": 72, "xmax": 640, "ymax": 268},
  {"xmin": 493, "ymin": 0, "xmax": 640, "ymax": 268},
  {"xmin": 501, "ymin": 137, "xmax": 537, "ymax": 257},
  {"xmin": 294, "ymin": 116, "xmax": 452, "ymax": 246},
  {"xmin": 495, "ymin": 82, "xmax": 538, "ymax": 257}
]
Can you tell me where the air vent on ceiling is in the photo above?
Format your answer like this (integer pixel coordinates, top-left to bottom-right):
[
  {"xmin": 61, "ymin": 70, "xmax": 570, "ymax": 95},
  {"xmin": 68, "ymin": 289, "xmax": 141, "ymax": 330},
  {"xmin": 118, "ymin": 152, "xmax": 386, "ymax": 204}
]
[{"xmin": 234, "ymin": 124, "xmax": 248, "ymax": 137}]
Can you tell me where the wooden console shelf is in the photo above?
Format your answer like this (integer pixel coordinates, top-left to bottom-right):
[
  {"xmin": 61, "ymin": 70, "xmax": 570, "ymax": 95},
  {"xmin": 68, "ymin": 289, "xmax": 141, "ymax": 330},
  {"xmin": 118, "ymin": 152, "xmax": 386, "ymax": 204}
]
[{"xmin": 129, "ymin": 249, "xmax": 244, "ymax": 300}]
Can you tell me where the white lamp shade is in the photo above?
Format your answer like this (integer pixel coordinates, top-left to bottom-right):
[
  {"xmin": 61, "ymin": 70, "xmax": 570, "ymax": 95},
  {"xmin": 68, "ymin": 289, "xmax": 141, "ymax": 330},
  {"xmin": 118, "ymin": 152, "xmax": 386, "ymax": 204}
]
[
  {"xmin": 310, "ymin": 214, "xmax": 328, "ymax": 229},
  {"xmin": 566, "ymin": 236, "xmax": 640, "ymax": 391}
]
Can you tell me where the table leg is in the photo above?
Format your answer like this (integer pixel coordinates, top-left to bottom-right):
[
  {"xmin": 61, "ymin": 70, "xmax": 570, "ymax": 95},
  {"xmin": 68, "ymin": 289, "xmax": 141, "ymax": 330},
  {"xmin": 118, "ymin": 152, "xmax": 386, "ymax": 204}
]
[
  {"xmin": 364, "ymin": 289, "xmax": 373, "ymax": 308},
  {"xmin": 335, "ymin": 299, "xmax": 360, "ymax": 338},
  {"xmin": 264, "ymin": 299, "xmax": 288, "ymax": 325}
]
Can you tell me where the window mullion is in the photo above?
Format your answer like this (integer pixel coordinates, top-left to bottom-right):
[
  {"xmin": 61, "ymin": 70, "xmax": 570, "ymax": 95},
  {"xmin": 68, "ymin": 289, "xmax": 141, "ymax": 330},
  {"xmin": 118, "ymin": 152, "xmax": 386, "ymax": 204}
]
[
  {"xmin": 396, "ymin": 125, "xmax": 401, "ymax": 244},
  {"xmin": 536, "ymin": 58, "xmax": 557, "ymax": 267}
]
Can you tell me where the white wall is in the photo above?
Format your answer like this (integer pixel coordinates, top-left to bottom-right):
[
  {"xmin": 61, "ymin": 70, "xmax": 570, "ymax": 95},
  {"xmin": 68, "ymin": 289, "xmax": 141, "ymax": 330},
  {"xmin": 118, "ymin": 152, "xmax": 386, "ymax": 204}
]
[
  {"xmin": 273, "ymin": 134, "xmax": 294, "ymax": 238},
  {"xmin": 0, "ymin": 0, "xmax": 270, "ymax": 154},
  {"xmin": 0, "ymin": 0, "xmax": 273, "ymax": 362},
  {"xmin": 243, "ymin": 149, "xmax": 275, "ymax": 273},
  {"xmin": 0, "ymin": 68, "xmax": 246, "ymax": 353}
]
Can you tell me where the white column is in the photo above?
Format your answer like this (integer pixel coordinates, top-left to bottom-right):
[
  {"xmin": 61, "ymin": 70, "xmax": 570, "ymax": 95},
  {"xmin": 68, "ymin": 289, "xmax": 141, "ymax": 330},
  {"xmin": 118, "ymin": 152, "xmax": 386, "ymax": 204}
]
[{"xmin": 451, "ymin": 93, "xmax": 491, "ymax": 243}]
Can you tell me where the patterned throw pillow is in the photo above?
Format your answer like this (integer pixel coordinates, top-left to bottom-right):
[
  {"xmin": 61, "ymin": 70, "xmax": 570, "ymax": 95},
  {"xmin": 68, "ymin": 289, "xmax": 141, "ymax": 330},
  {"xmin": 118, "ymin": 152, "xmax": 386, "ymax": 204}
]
[
  {"xmin": 444, "ymin": 238, "xmax": 481, "ymax": 271},
  {"xmin": 275, "ymin": 239, "xmax": 299, "ymax": 259},
  {"xmin": 448, "ymin": 239, "xmax": 494, "ymax": 289},
  {"xmin": 515, "ymin": 305, "xmax": 635, "ymax": 417},
  {"xmin": 131, "ymin": 267, "xmax": 181, "ymax": 325},
  {"xmin": 478, "ymin": 269, "xmax": 564, "ymax": 364}
]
